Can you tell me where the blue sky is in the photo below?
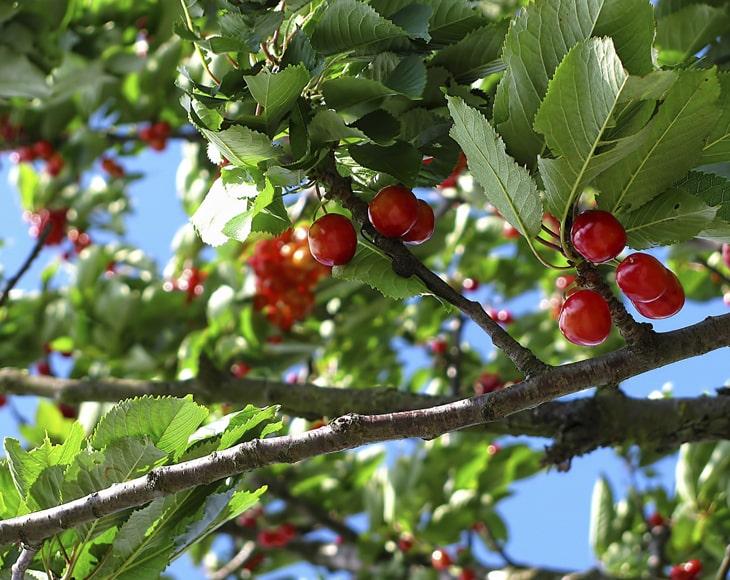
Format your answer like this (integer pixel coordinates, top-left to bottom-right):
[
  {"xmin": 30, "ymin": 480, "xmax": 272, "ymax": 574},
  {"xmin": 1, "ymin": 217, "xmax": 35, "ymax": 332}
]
[{"xmin": 1, "ymin": 144, "xmax": 728, "ymax": 577}]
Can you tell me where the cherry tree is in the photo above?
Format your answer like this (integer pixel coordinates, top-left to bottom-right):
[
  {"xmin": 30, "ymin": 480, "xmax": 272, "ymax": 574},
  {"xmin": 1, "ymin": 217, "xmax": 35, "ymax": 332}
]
[{"xmin": 1, "ymin": 0, "xmax": 730, "ymax": 578}]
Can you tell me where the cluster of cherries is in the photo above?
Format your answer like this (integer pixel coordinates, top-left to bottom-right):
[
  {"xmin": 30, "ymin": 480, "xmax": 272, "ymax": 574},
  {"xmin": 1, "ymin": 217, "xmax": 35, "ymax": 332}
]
[
  {"xmin": 669, "ymin": 559, "xmax": 702, "ymax": 580},
  {"xmin": 13, "ymin": 138, "xmax": 65, "ymax": 176},
  {"xmin": 249, "ymin": 227, "xmax": 331, "ymax": 330},
  {"xmin": 307, "ymin": 184, "xmax": 435, "ymax": 267},
  {"xmin": 558, "ymin": 209, "xmax": 685, "ymax": 346},
  {"xmin": 138, "ymin": 120, "xmax": 171, "ymax": 151},
  {"xmin": 163, "ymin": 264, "xmax": 207, "ymax": 304}
]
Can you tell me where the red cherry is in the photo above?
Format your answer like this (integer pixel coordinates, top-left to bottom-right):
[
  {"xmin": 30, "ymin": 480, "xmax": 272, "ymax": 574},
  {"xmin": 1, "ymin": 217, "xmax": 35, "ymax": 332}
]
[
  {"xmin": 36, "ymin": 360, "xmax": 52, "ymax": 376},
  {"xmin": 397, "ymin": 535, "xmax": 414, "ymax": 552},
  {"xmin": 437, "ymin": 152, "xmax": 467, "ymax": 189},
  {"xmin": 502, "ymin": 221, "xmax": 521, "ymax": 239},
  {"xmin": 368, "ymin": 185, "xmax": 419, "ymax": 238},
  {"xmin": 429, "ymin": 337, "xmax": 448, "ymax": 355},
  {"xmin": 139, "ymin": 125, "xmax": 155, "ymax": 142},
  {"xmin": 32, "ymin": 139, "xmax": 54, "ymax": 160},
  {"xmin": 147, "ymin": 137, "xmax": 166, "ymax": 151},
  {"xmin": 616, "ymin": 253, "xmax": 670, "ymax": 303},
  {"xmin": 555, "ymin": 274, "xmax": 577, "ymax": 292},
  {"xmin": 402, "ymin": 200, "xmax": 435, "ymax": 245},
  {"xmin": 16, "ymin": 145, "xmax": 37, "ymax": 163},
  {"xmin": 151, "ymin": 120, "xmax": 171, "ymax": 139},
  {"xmin": 231, "ymin": 362, "xmax": 251, "ymax": 377},
  {"xmin": 670, "ymin": 560, "xmax": 702, "ymax": 580},
  {"xmin": 487, "ymin": 443, "xmax": 500, "ymax": 456},
  {"xmin": 431, "ymin": 548, "xmax": 452, "ymax": 570},
  {"xmin": 45, "ymin": 153, "xmax": 65, "ymax": 177},
  {"xmin": 558, "ymin": 289, "xmax": 612, "ymax": 346},
  {"xmin": 242, "ymin": 552, "xmax": 265, "ymax": 571},
  {"xmin": 101, "ymin": 157, "xmax": 125, "ymax": 178},
  {"xmin": 570, "ymin": 209, "xmax": 626, "ymax": 263},
  {"xmin": 58, "ymin": 403, "xmax": 78, "ymax": 420},
  {"xmin": 474, "ymin": 372, "xmax": 503, "ymax": 395},
  {"xmin": 462, "ymin": 278, "xmax": 480, "ymax": 292},
  {"xmin": 460, "ymin": 568, "xmax": 477, "ymax": 580},
  {"xmin": 0, "ymin": 394, "xmax": 7, "ymax": 408},
  {"xmin": 722, "ymin": 243, "xmax": 730, "ymax": 270},
  {"xmin": 308, "ymin": 213, "xmax": 357, "ymax": 266},
  {"xmin": 647, "ymin": 512, "xmax": 666, "ymax": 528},
  {"xmin": 633, "ymin": 270, "xmax": 685, "ymax": 319}
]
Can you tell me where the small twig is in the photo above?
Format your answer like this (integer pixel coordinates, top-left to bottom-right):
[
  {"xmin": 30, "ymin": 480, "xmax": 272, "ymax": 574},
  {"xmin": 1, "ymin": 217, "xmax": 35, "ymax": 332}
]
[
  {"xmin": 717, "ymin": 543, "xmax": 730, "ymax": 580},
  {"xmin": 209, "ymin": 540, "xmax": 256, "ymax": 580},
  {"xmin": 475, "ymin": 521, "xmax": 520, "ymax": 568},
  {"xmin": 447, "ymin": 316, "xmax": 466, "ymax": 396},
  {"xmin": 0, "ymin": 223, "xmax": 51, "ymax": 308},
  {"xmin": 178, "ymin": 0, "xmax": 221, "ymax": 85},
  {"xmin": 11, "ymin": 543, "xmax": 41, "ymax": 580},
  {"xmin": 576, "ymin": 261, "xmax": 655, "ymax": 349}
]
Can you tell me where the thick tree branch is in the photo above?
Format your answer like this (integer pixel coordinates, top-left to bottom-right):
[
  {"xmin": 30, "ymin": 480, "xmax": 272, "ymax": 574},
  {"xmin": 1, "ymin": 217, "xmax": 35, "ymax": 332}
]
[{"xmin": 0, "ymin": 310, "xmax": 729, "ymax": 546}]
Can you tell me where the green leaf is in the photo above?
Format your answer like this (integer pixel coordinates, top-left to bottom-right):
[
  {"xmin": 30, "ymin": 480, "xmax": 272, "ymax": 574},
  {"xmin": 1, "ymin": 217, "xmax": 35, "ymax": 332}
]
[
  {"xmin": 675, "ymin": 170, "xmax": 730, "ymax": 241},
  {"xmin": 592, "ymin": 0, "xmax": 655, "ymax": 75},
  {"xmin": 173, "ymin": 486, "xmax": 266, "ymax": 555},
  {"xmin": 348, "ymin": 141, "xmax": 422, "ymax": 187},
  {"xmin": 308, "ymin": 109, "xmax": 368, "ymax": 146},
  {"xmin": 493, "ymin": 0, "xmax": 605, "ymax": 166},
  {"xmin": 61, "ymin": 437, "xmax": 169, "ymax": 505},
  {"xmin": 309, "ymin": 0, "xmax": 408, "ymax": 55},
  {"xmin": 620, "ymin": 189, "xmax": 716, "ymax": 249},
  {"xmin": 447, "ymin": 96, "xmax": 542, "ymax": 238},
  {"xmin": 4, "ymin": 423, "xmax": 85, "ymax": 502},
  {"xmin": 701, "ymin": 72, "xmax": 730, "ymax": 164},
  {"xmin": 91, "ymin": 396, "xmax": 209, "ymax": 460},
  {"xmin": 332, "ymin": 244, "xmax": 429, "ymax": 299},
  {"xmin": 352, "ymin": 109, "xmax": 400, "ymax": 144},
  {"xmin": 321, "ymin": 77, "xmax": 397, "ymax": 119},
  {"xmin": 429, "ymin": 21, "xmax": 509, "ymax": 83},
  {"xmin": 534, "ymin": 37, "xmax": 628, "ymax": 221},
  {"xmin": 219, "ymin": 405, "xmax": 281, "ymax": 451},
  {"xmin": 420, "ymin": 0, "xmax": 487, "ymax": 45},
  {"xmin": 389, "ymin": 4, "xmax": 432, "ymax": 42},
  {"xmin": 384, "ymin": 55, "xmax": 427, "ymax": 99},
  {"xmin": 0, "ymin": 46, "xmax": 50, "ymax": 99},
  {"xmin": 217, "ymin": 11, "xmax": 285, "ymax": 52},
  {"xmin": 191, "ymin": 178, "xmax": 257, "ymax": 247},
  {"xmin": 656, "ymin": 4, "xmax": 730, "ymax": 64},
  {"xmin": 242, "ymin": 65, "xmax": 310, "ymax": 135},
  {"xmin": 198, "ymin": 124, "xmax": 281, "ymax": 168},
  {"xmin": 90, "ymin": 499, "xmax": 171, "ymax": 580},
  {"xmin": 589, "ymin": 475, "xmax": 615, "ymax": 556},
  {"xmin": 598, "ymin": 69, "xmax": 721, "ymax": 214}
]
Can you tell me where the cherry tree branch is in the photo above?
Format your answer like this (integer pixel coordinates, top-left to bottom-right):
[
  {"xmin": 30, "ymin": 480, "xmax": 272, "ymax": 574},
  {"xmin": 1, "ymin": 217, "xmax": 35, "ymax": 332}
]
[
  {"xmin": 0, "ymin": 311, "xmax": 729, "ymax": 546},
  {"xmin": 310, "ymin": 149, "xmax": 548, "ymax": 378},
  {"xmin": 10, "ymin": 544, "xmax": 40, "ymax": 580}
]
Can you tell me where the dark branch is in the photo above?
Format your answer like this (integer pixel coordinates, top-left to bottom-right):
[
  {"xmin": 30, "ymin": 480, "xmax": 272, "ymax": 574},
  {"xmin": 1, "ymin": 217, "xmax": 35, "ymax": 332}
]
[{"xmin": 0, "ymin": 224, "xmax": 50, "ymax": 309}]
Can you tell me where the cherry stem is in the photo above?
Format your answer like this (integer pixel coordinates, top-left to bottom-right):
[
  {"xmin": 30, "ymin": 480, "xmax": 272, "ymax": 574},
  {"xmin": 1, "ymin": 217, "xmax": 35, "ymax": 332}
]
[
  {"xmin": 535, "ymin": 235, "xmax": 563, "ymax": 253},
  {"xmin": 541, "ymin": 222, "xmax": 560, "ymax": 241},
  {"xmin": 575, "ymin": 261, "xmax": 655, "ymax": 349}
]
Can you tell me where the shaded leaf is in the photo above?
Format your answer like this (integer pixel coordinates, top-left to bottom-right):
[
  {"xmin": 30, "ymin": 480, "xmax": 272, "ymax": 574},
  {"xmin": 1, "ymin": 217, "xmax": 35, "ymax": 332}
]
[
  {"xmin": 598, "ymin": 69, "xmax": 721, "ymax": 214},
  {"xmin": 621, "ymin": 189, "xmax": 716, "ymax": 249},
  {"xmin": 348, "ymin": 141, "xmax": 422, "ymax": 187},
  {"xmin": 309, "ymin": 0, "xmax": 408, "ymax": 55},
  {"xmin": 589, "ymin": 475, "xmax": 615, "ymax": 556},
  {"xmin": 701, "ymin": 72, "xmax": 730, "ymax": 164},
  {"xmin": 655, "ymin": 3, "xmax": 730, "ymax": 64}
]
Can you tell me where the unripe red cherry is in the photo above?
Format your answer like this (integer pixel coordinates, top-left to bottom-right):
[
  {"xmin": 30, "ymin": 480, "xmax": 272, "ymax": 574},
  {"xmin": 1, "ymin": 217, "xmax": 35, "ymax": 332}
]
[
  {"xmin": 558, "ymin": 289, "xmax": 612, "ymax": 346},
  {"xmin": 368, "ymin": 185, "xmax": 419, "ymax": 238},
  {"xmin": 308, "ymin": 213, "xmax": 357, "ymax": 266},
  {"xmin": 570, "ymin": 209, "xmax": 626, "ymax": 263},
  {"xmin": 401, "ymin": 200, "xmax": 435, "ymax": 245},
  {"xmin": 616, "ymin": 253, "xmax": 670, "ymax": 303},
  {"xmin": 633, "ymin": 270, "xmax": 684, "ymax": 319}
]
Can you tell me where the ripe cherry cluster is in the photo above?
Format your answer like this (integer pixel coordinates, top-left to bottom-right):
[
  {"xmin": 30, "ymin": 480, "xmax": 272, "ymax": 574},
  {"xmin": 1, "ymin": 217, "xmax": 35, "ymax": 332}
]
[
  {"xmin": 558, "ymin": 210, "xmax": 685, "ymax": 346},
  {"xmin": 138, "ymin": 120, "xmax": 171, "ymax": 151},
  {"xmin": 250, "ymin": 227, "xmax": 331, "ymax": 330},
  {"xmin": 669, "ymin": 559, "xmax": 702, "ymax": 580},
  {"xmin": 13, "ymin": 138, "xmax": 65, "ymax": 176},
  {"xmin": 307, "ymin": 184, "xmax": 435, "ymax": 267},
  {"xmin": 163, "ymin": 265, "xmax": 207, "ymax": 304},
  {"xmin": 23, "ymin": 208, "xmax": 69, "ymax": 246}
]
